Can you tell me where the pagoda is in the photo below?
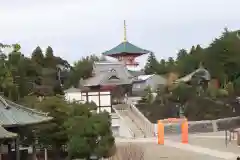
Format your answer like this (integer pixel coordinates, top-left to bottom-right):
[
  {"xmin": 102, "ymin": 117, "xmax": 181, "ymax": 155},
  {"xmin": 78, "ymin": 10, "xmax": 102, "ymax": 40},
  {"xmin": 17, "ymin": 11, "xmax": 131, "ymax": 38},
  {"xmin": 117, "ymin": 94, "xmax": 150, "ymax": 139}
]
[{"xmin": 102, "ymin": 20, "xmax": 152, "ymax": 67}]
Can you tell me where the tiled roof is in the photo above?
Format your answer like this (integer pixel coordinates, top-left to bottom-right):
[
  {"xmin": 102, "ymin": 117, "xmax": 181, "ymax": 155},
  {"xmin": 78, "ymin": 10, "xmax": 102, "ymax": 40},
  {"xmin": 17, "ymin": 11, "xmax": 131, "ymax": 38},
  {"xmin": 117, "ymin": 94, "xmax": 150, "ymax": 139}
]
[
  {"xmin": 128, "ymin": 70, "xmax": 145, "ymax": 77},
  {"xmin": 0, "ymin": 97, "xmax": 52, "ymax": 127},
  {"xmin": 102, "ymin": 41, "xmax": 151, "ymax": 56},
  {"xmin": 83, "ymin": 62, "xmax": 133, "ymax": 86},
  {"xmin": 0, "ymin": 126, "xmax": 17, "ymax": 139},
  {"xmin": 94, "ymin": 62, "xmax": 133, "ymax": 78},
  {"xmin": 175, "ymin": 67, "xmax": 211, "ymax": 83},
  {"xmin": 137, "ymin": 75, "xmax": 154, "ymax": 81},
  {"xmin": 64, "ymin": 87, "xmax": 81, "ymax": 93}
]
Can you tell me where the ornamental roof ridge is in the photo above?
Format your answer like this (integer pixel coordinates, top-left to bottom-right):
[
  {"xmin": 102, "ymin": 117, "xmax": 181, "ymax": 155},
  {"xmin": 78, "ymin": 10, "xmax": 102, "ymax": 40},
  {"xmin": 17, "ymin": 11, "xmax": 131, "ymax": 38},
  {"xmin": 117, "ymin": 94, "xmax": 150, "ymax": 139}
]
[{"xmin": 1, "ymin": 96, "xmax": 50, "ymax": 117}]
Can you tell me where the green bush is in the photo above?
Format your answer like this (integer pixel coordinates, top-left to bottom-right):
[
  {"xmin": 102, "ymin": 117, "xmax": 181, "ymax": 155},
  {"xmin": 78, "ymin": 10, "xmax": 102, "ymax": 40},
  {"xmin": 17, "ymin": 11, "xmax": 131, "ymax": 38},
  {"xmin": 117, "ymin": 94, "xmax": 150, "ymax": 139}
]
[
  {"xmin": 136, "ymin": 102, "xmax": 179, "ymax": 123},
  {"xmin": 184, "ymin": 96, "xmax": 234, "ymax": 120}
]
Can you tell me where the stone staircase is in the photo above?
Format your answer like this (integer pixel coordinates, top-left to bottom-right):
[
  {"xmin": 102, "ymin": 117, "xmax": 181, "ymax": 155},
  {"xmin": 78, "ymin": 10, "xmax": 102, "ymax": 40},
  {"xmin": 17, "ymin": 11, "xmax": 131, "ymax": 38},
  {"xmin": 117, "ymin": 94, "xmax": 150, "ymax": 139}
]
[
  {"xmin": 113, "ymin": 104, "xmax": 148, "ymax": 138},
  {"xmin": 119, "ymin": 110, "xmax": 145, "ymax": 138}
]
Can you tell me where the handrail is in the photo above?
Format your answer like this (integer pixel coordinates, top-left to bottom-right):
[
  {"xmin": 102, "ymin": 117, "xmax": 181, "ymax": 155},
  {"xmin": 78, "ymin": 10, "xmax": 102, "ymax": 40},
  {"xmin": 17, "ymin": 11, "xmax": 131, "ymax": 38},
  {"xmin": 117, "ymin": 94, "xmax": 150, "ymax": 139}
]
[
  {"xmin": 127, "ymin": 101, "xmax": 155, "ymax": 137},
  {"xmin": 112, "ymin": 107, "xmax": 135, "ymax": 138}
]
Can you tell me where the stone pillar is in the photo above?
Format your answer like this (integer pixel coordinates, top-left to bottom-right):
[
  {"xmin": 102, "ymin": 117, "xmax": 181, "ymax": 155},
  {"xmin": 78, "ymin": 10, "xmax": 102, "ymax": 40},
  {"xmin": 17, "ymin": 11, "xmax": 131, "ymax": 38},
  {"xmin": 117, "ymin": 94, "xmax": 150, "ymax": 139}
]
[
  {"xmin": 15, "ymin": 136, "xmax": 20, "ymax": 160},
  {"xmin": 7, "ymin": 142, "xmax": 12, "ymax": 159},
  {"xmin": 44, "ymin": 148, "xmax": 48, "ymax": 160},
  {"xmin": 32, "ymin": 130, "xmax": 37, "ymax": 160},
  {"xmin": 237, "ymin": 131, "xmax": 240, "ymax": 146},
  {"xmin": 0, "ymin": 142, "xmax": 3, "ymax": 160}
]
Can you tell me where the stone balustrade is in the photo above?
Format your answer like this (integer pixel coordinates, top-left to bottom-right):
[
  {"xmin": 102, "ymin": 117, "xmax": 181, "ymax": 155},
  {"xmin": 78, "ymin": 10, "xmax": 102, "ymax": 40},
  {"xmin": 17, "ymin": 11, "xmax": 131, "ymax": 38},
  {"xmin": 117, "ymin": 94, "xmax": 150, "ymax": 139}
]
[{"xmin": 127, "ymin": 102, "xmax": 240, "ymax": 135}]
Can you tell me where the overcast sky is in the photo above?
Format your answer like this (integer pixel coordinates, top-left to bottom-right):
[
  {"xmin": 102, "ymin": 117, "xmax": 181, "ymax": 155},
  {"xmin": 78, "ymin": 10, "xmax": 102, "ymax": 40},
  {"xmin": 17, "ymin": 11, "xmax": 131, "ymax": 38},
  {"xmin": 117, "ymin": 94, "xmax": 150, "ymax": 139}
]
[{"xmin": 1, "ymin": 0, "xmax": 240, "ymax": 67}]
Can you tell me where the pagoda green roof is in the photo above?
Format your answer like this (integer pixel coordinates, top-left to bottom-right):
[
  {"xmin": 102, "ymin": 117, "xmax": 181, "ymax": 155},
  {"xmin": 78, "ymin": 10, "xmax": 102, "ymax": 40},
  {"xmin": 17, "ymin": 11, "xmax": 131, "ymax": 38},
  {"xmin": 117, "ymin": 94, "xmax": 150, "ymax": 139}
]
[
  {"xmin": 0, "ymin": 96, "xmax": 52, "ymax": 127},
  {"xmin": 102, "ymin": 41, "xmax": 152, "ymax": 56}
]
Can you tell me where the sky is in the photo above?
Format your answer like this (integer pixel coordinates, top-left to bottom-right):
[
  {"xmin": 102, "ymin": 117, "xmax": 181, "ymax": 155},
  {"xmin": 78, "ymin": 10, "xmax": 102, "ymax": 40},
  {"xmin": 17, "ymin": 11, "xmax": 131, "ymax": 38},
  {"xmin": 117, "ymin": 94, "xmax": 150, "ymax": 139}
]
[{"xmin": 1, "ymin": 0, "xmax": 240, "ymax": 68}]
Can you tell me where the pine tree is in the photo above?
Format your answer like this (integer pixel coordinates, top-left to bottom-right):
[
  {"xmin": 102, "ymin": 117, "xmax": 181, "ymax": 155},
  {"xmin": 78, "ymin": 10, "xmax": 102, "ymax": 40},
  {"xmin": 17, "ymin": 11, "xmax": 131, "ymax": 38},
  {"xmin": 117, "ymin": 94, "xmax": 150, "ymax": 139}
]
[
  {"xmin": 158, "ymin": 59, "xmax": 168, "ymax": 75},
  {"xmin": 31, "ymin": 46, "xmax": 44, "ymax": 66},
  {"xmin": 176, "ymin": 49, "xmax": 188, "ymax": 61},
  {"xmin": 45, "ymin": 46, "xmax": 55, "ymax": 68},
  {"xmin": 189, "ymin": 46, "xmax": 196, "ymax": 54},
  {"xmin": 45, "ymin": 46, "xmax": 54, "ymax": 58},
  {"xmin": 144, "ymin": 52, "xmax": 159, "ymax": 74}
]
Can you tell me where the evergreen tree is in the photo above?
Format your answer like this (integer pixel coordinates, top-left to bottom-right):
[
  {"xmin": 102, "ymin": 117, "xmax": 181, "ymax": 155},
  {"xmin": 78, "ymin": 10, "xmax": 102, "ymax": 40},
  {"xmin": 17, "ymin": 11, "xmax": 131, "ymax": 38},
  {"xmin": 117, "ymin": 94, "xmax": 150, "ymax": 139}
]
[
  {"xmin": 66, "ymin": 104, "xmax": 115, "ymax": 159},
  {"xmin": 144, "ymin": 52, "xmax": 159, "ymax": 74},
  {"xmin": 166, "ymin": 57, "xmax": 175, "ymax": 72},
  {"xmin": 45, "ymin": 46, "xmax": 54, "ymax": 58},
  {"xmin": 31, "ymin": 46, "xmax": 44, "ymax": 66},
  {"xmin": 45, "ymin": 46, "xmax": 55, "ymax": 68},
  {"xmin": 176, "ymin": 49, "xmax": 188, "ymax": 61},
  {"xmin": 189, "ymin": 46, "xmax": 196, "ymax": 54},
  {"xmin": 158, "ymin": 59, "xmax": 168, "ymax": 75},
  {"xmin": 65, "ymin": 55, "xmax": 104, "ymax": 88}
]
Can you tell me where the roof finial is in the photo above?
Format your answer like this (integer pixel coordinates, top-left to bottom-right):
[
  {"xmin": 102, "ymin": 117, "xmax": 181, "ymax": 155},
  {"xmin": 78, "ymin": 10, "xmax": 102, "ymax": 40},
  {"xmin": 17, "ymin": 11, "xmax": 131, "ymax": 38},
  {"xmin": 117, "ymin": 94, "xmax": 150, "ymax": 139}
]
[{"xmin": 123, "ymin": 20, "xmax": 127, "ymax": 42}]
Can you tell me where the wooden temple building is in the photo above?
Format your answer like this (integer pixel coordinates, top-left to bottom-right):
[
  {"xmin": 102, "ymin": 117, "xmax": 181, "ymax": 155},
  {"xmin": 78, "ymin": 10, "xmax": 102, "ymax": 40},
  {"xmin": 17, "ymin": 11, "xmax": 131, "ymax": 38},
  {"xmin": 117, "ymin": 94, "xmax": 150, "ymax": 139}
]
[
  {"xmin": 0, "ymin": 96, "xmax": 52, "ymax": 160},
  {"xmin": 80, "ymin": 20, "xmax": 152, "ymax": 113},
  {"xmin": 81, "ymin": 62, "xmax": 133, "ymax": 112}
]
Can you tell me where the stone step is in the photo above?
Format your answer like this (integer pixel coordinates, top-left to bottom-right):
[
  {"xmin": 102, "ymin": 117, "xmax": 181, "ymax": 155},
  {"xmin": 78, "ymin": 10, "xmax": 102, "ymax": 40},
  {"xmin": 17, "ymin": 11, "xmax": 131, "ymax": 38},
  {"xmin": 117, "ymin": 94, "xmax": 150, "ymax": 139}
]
[
  {"xmin": 124, "ymin": 109, "xmax": 147, "ymax": 137},
  {"xmin": 117, "ymin": 110, "xmax": 145, "ymax": 138}
]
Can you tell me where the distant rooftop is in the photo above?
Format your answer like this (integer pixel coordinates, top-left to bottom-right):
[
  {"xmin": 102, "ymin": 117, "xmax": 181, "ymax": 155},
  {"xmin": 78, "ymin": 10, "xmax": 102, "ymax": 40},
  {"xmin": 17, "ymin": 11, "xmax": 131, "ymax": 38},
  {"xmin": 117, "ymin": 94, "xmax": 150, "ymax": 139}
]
[
  {"xmin": 175, "ymin": 66, "xmax": 211, "ymax": 83},
  {"xmin": 128, "ymin": 70, "xmax": 145, "ymax": 77},
  {"xmin": 137, "ymin": 75, "xmax": 154, "ymax": 81}
]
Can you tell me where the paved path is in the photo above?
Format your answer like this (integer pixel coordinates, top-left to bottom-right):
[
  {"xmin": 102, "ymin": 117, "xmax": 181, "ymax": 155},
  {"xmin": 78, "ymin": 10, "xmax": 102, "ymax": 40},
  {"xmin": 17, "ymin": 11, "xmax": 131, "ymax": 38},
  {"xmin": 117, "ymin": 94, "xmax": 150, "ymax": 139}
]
[
  {"xmin": 116, "ymin": 137, "xmax": 240, "ymax": 160},
  {"xmin": 113, "ymin": 100, "xmax": 240, "ymax": 159}
]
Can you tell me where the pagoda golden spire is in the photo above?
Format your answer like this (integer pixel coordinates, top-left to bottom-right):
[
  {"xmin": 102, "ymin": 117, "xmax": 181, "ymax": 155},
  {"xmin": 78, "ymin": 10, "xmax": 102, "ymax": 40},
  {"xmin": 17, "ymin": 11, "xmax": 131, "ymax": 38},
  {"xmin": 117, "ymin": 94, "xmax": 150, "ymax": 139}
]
[{"xmin": 123, "ymin": 20, "xmax": 127, "ymax": 42}]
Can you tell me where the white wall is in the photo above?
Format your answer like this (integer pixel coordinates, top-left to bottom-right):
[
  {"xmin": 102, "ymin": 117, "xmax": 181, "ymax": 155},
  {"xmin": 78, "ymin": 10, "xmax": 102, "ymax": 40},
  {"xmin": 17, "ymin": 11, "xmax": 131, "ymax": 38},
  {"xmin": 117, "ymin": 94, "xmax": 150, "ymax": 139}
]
[
  {"xmin": 98, "ymin": 107, "xmax": 112, "ymax": 113},
  {"xmin": 65, "ymin": 92, "xmax": 85, "ymax": 103},
  {"xmin": 82, "ymin": 91, "xmax": 112, "ymax": 113}
]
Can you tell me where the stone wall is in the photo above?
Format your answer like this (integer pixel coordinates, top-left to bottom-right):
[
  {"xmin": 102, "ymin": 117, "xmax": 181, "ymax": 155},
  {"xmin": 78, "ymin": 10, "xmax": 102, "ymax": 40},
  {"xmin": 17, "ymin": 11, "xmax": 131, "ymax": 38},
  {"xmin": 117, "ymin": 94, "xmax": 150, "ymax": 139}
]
[
  {"xmin": 216, "ymin": 116, "xmax": 240, "ymax": 131},
  {"xmin": 153, "ymin": 116, "xmax": 240, "ymax": 135},
  {"xmin": 127, "ymin": 98, "xmax": 240, "ymax": 136}
]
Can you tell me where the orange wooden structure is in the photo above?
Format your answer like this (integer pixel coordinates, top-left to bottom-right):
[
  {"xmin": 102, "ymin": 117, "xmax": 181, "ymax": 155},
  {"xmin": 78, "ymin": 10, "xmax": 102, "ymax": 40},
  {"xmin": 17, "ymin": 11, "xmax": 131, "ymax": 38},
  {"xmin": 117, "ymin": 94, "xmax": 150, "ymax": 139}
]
[{"xmin": 157, "ymin": 118, "xmax": 188, "ymax": 145}]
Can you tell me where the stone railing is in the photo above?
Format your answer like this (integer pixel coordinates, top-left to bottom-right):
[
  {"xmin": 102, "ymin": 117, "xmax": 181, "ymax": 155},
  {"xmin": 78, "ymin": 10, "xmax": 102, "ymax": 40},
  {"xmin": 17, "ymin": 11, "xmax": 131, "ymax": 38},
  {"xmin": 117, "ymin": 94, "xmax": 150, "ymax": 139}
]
[
  {"xmin": 112, "ymin": 107, "xmax": 135, "ymax": 138},
  {"xmin": 126, "ymin": 99, "xmax": 240, "ymax": 136},
  {"xmin": 153, "ymin": 116, "xmax": 240, "ymax": 135},
  {"xmin": 215, "ymin": 116, "xmax": 240, "ymax": 131},
  {"xmin": 126, "ymin": 102, "xmax": 155, "ymax": 137}
]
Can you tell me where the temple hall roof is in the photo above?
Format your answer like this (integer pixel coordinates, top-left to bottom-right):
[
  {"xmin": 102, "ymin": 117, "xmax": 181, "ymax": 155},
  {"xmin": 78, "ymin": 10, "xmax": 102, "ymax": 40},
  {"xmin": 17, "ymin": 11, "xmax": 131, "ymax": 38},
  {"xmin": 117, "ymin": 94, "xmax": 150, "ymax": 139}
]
[
  {"xmin": 0, "ymin": 125, "xmax": 17, "ymax": 139},
  {"xmin": 83, "ymin": 62, "xmax": 133, "ymax": 87},
  {"xmin": 102, "ymin": 41, "xmax": 152, "ymax": 57},
  {"xmin": 0, "ymin": 96, "xmax": 52, "ymax": 127},
  {"xmin": 64, "ymin": 87, "xmax": 82, "ymax": 93},
  {"xmin": 175, "ymin": 66, "xmax": 211, "ymax": 83}
]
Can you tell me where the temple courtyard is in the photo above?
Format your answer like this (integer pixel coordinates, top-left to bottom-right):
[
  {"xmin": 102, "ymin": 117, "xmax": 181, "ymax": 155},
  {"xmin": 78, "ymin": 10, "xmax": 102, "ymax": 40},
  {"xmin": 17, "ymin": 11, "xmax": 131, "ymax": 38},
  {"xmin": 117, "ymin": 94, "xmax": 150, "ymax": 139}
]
[{"xmin": 114, "ymin": 131, "xmax": 240, "ymax": 160}]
